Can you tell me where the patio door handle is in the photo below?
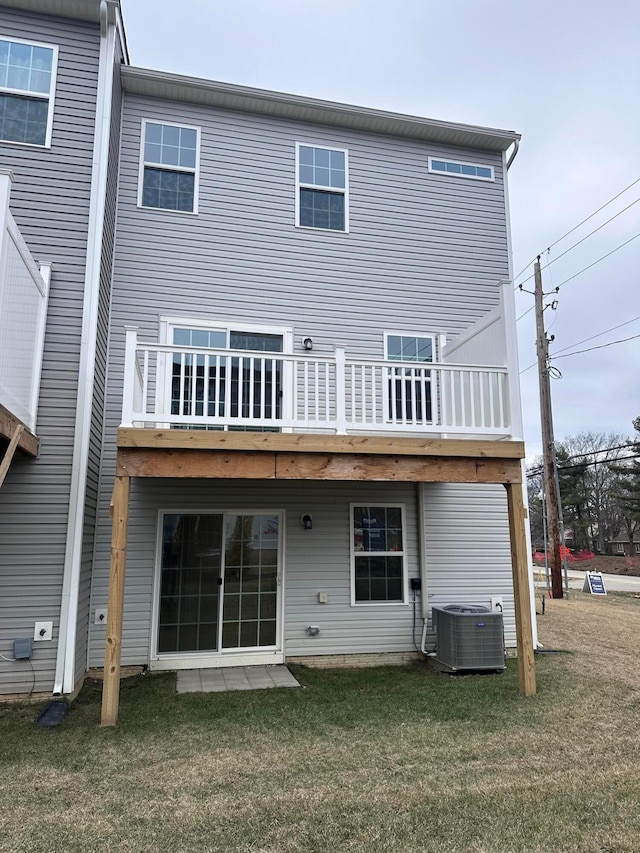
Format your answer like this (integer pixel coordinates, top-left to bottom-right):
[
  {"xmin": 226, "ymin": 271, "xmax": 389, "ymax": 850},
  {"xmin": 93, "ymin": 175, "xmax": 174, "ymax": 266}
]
[{"xmin": 217, "ymin": 577, "xmax": 223, "ymax": 586}]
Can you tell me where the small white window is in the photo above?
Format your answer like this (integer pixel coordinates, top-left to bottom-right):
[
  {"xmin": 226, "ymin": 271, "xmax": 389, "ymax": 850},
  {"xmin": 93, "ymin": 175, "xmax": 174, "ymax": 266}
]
[
  {"xmin": 0, "ymin": 37, "xmax": 58, "ymax": 147},
  {"xmin": 351, "ymin": 504, "xmax": 407, "ymax": 605},
  {"xmin": 139, "ymin": 120, "xmax": 200, "ymax": 213},
  {"xmin": 635, "ymin": 543, "xmax": 640, "ymax": 554},
  {"xmin": 428, "ymin": 156, "xmax": 494, "ymax": 182},
  {"xmin": 615, "ymin": 543, "xmax": 624, "ymax": 554},
  {"xmin": 296, "ymin": 142, "xmax": 348, "ymax": 232}
]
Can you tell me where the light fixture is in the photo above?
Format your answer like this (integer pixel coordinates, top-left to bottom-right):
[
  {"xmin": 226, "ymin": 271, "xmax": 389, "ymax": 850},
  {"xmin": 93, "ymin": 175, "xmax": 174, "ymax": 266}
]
[
  {"xmin": 303, "ymin": 337, "xmax": 313, "ymax": 351},
  {"xmin": 301, "ymin": 514, "xmax": 313, "ymax": 530}
]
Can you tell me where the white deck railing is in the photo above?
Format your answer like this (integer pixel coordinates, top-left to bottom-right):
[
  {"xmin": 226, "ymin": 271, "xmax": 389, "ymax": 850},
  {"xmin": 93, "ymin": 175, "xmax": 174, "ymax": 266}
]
[
  {"xmin": 0, "ymin": 172, "xmax": 50, "ymax": 433},
  {"xmin": 122, "ymin": 328, "xmax": 512, "ymax": 437}
]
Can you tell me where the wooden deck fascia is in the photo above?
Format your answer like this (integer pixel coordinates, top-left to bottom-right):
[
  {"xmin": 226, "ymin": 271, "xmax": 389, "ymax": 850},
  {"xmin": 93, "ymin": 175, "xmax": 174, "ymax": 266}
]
[{"xmin": 0, "ymin": 405, "xmax": 39, "ymax": 457}]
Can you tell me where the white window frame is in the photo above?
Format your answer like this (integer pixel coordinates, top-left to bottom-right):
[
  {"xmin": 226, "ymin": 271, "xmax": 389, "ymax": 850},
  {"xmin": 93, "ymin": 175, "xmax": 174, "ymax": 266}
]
[
  {"xmin": 0, "ymin": 36, "xmax": 58, "ymax": 148},
  {"xmin": 615, "ymin": 543, "xmax": 624, "ymax": 554},
  {"xmin": 350, "ymin": 503, "xmax": 408, "ymax": 607},
  {"xmin": 157, "ymin": 316, "xmax": 294, "ymax": 426},
  {"xmin": 137, "ymin": 118, "xmax": 201, "ymax": 214},
  {"xmin": 635, "ymin": 543, "xmax": 640, "ymax": 554},
  {"xmin": 150, "ymin": 508, "xmax": 286, "ymax": 670},
  {"xmin": 383, "ymin": 331, "xmax": 438, "ymax": 427},
  {"xmin": 295, "ymin": 141, "xmax": 349, "ymax": 233},
  {"xmin": 427, "ymin": 156, "xmax": 495, "ymax": 182}
]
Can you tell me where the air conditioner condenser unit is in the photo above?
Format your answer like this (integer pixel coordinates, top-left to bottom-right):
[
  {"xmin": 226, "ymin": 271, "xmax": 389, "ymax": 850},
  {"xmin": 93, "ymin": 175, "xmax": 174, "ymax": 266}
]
[{"xmin": 431, "ymin": 604, "xmax": 505, "ymax": 673}]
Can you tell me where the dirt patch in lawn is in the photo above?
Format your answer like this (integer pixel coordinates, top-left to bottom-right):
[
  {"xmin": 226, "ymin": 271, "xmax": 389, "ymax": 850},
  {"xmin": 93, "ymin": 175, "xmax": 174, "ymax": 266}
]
[{"xmin": 536, "ymin": 554, "xmax": 640, "ymax": 576}]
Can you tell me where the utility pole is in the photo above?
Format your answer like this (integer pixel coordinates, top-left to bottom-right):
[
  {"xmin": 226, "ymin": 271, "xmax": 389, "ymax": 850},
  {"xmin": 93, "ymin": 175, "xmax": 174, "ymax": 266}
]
[{"xmin": 534, "ymin": 258, "xmax": 564, "ymax": 598}]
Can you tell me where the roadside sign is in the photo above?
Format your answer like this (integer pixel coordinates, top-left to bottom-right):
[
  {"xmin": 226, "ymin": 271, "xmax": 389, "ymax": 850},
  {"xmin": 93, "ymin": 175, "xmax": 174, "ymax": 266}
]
[{"xmin": 583, "ymin": 572, "xmax": 607, "ymax": 596}]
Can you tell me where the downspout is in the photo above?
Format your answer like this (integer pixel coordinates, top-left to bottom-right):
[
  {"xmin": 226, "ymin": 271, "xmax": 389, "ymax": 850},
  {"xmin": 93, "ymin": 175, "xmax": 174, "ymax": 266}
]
[
  {"xmin": 506, "ymin": 139, "xmax": 520, "ymax": 170},
  {"xmin": 54, "ymin": 1, "xmax": 117, "ymax": 695},
  {"xmin": 500, "ymin": 147, "xmax": 539, "ymax": 649}
]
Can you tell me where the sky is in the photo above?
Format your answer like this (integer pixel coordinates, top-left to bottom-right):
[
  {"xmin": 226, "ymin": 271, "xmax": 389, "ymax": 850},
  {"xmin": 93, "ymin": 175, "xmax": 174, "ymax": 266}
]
[{"xmin": 121, "ymin": 0, "xmax": 640, "ymax": 458}]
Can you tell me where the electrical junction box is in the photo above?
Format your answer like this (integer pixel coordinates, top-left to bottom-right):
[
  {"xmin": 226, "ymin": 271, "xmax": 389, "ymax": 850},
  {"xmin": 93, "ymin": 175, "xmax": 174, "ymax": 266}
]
[
  {"xmin": 14, "ymin": 638, "xmax": 33, "ymax": 660},
  {"xmin": 318, "ymin": 592, "xmax": 328, "ymax": 604},
  {"xmin": 34, "ymin": 621, "xmax": 53, "ymax": 641}
]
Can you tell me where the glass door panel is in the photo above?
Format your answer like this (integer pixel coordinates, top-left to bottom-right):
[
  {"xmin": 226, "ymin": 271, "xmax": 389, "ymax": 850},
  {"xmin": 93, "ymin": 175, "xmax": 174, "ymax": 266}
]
[
  {"xmin": 222, "ymin": 514, "xmax": 279, "ymax": 649},
  {"xmin": 158, "ymin": 514, "xmax": 223, "ymax": 653},
  {"xmin": 170, "ymin": 327, "xmax": 283, "ymax": 430}
]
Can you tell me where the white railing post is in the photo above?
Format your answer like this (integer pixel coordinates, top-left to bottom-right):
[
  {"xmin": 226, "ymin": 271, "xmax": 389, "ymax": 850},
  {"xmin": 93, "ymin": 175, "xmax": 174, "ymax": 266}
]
[
  {"xmin": 121, "ymin": 326, "xmax": 138, "ymax": 427},
  {"xmin": 27, "ymin": 262, "xmax": 51, "ymax": 433},
  {"xmin": 335, "ymin": 347, "xmax": 347, "ymax": 434}
]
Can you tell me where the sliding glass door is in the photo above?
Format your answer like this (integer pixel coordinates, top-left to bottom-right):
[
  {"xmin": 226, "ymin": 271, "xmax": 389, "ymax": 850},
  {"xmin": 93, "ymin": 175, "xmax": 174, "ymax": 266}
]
[{"xmin": 155, "ymin": 511, "xmax": 282, "ymax": 664}]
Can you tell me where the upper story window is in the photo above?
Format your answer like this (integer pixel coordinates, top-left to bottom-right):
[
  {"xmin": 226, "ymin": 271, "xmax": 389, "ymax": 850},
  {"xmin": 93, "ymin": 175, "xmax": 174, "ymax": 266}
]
[
  {"xmin": 296, "ymin": 143, "xmax": 348, "ymax": 232},
  {"xmin": 428, "ymin": 156, "xmax": 494, "ymax": 181},
  {"xmin": 139, "ymin": 120, "xmax": 200, "ymax": 213},
  {"xmin": 0, "ymin": 37, "xmax": 58, "ymax": 147}
]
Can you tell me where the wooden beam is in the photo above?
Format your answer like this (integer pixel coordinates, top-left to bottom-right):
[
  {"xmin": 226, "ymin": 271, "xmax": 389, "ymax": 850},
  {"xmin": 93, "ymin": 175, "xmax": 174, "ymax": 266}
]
[
  {"xmin": 117, "ymin": 428, "xmax": 525, "ymax": 460},
  {"xmin": 0, "ymin": 405, "xmax": 38, "ymax": 457},
  {"xmin": 276, "ymin": 453, "xmax": 522, "ymax": 484},
  {"xmin": 101, "ymin": 475, "xmax": 131, "ymax": 727},
  {"xmin": 0, "ymin": 423, "xmax": 24, "ymax": 488},
  {"xmin": 116, "ymin": 447, "xmax": 521, "ymax": 484},
  {"xmin": 505, "ymin": 482, "xmax": 536, "ymax": 697},
  {"xmin": 117, "ymin": 449, "xmax": 276, "ymax": 479}
]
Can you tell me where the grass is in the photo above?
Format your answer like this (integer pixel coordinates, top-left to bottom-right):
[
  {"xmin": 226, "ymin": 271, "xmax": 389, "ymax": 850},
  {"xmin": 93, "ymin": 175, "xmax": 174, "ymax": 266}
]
[{"xmin": 1, "ymin": 593, "xmax": 640, "ymax": 852}]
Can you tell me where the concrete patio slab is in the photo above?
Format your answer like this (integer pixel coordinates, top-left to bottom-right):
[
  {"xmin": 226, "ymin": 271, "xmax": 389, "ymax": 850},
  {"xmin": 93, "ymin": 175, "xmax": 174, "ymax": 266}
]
[{"xmin": 176, "ymin": 665, "xmax": 301, "ymax": 694}]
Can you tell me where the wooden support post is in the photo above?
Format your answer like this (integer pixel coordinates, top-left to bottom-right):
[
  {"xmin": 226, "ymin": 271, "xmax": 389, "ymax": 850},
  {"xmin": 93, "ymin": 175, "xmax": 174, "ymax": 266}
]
[
  {"xmin": 101, "ymin": 475, "xmax": 130, "ymax": 726},
  {"xmin": 0, "ymin": 423, "xmax": 24, "ymax": 488},
  {"xmin": 505, "ymin": 481, "xmax": 536, "ymax": 696}
]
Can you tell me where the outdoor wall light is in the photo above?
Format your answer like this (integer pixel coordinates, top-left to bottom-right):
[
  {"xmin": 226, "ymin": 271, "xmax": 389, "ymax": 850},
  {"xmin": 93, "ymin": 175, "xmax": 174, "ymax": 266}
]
[
  {"xmin": 301, "ymin": 514, "xmax": 313, "ymax": 530},
  {"xmin": 303, "ymin": 337, "xmax": 313, "ymax": 351},
  {"xmin": 306, "ymin": 625, "xmax": 320, "ymax": 636}
]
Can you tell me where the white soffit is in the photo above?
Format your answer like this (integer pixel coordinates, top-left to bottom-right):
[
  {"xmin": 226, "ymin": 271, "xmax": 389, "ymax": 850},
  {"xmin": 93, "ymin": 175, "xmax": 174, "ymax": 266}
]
[{"xmin": 122, "ymin": 66, "xmax": 520, "ymax": 152}]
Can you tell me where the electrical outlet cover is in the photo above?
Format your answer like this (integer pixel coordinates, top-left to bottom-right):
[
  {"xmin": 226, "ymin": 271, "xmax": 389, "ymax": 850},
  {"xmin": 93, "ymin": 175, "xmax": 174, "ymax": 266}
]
[
  {"xmin": 34, "ymin": 621, "xmax": 53, "ymax": 641},
  {"xmin": 94, "ymin": 609, "xmax": 107, "ymax": 625}
]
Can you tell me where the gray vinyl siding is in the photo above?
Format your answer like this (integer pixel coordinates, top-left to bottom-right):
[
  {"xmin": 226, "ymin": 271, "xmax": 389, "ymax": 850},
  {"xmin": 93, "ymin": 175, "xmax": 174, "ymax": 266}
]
[
  {"xmin": 110, "ymin": 94, "xmax": 509, "ymax": 362},
  {"xmin": 422, "ymin": 483, "xmax": 515, "ymax": 648},
  {"xmin": 88, "ymin": 479, "xmax": 420, "ymax": 667},
  {"xmin": 75, "ymin": 40, "xmax": 124, "ymax": 686},
  {"xmin": 0, "ymin": 8, "xmax": 99, "ymax": 694},
  {"xmin": 88, "ymin": 93, "xmax": 515, "ymax": 667}
]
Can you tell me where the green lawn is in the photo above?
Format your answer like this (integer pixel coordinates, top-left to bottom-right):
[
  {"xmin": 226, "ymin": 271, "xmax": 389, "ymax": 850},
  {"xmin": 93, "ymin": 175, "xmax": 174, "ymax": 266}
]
[{"xmin": 1, "ymin": 592, "xmax": 640, "ymax": 852}]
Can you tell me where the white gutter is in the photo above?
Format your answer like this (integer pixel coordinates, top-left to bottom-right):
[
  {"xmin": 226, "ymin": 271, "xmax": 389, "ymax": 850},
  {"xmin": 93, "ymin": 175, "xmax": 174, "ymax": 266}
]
[
  {"xmin": 500, "ymin": 148, "xmax": 539, "ymax": 649},
  {"xmin": 53, "ymin": 0, "xmax": 118, "ymax": 694}
]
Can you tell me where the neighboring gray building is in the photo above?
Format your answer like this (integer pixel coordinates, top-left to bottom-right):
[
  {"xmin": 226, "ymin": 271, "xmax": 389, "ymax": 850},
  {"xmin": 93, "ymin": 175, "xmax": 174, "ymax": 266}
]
[{"xmin": 0, "ymin": 0, "xmax": 537, "ymax": 707}]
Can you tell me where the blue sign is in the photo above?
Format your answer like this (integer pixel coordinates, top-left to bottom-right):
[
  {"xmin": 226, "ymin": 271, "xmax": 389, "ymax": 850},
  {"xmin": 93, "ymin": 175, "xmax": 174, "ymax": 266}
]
[{"xmin": 583, "ymin": 572, "xmax": 607, "ymax": 596}]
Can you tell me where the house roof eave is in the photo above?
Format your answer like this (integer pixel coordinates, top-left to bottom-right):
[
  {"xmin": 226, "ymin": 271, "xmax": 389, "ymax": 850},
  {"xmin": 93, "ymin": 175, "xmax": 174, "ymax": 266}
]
[{"xmin": 121, "ymin": 66, "xmax": 521, "ymax": 153}]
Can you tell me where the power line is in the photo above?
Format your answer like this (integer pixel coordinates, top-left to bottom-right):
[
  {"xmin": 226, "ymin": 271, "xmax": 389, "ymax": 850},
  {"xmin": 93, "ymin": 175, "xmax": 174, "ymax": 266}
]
[
  {"xmin": 527, "ymin": 453, "xmax": 640, "ymax": 478},
  {"xmin": 552, "ymin": 333, "xmax": 640, "ymax": 360},
  {"xmin": 516, "ymin": 233, "xmax": 640, "ymax": 324},
  {"xmin": 521, "ymin": 315, "xmax": 640, "ymax": 371},
  {"xmin": 515, "ymin": 195, "xmax": 640, "ymax": 289},
  {"xmin": 543, "ymin": 443, "xmax": 635, "ymax": 464},
  {"xmin": 512, "ymin": 176, "xmax": 640, "ymax": 286},
  {"xmin": 553, "ymin": 232, "xmax": 640, "ymax": 292},
  {"xmin": 552, "ymin": 315, "xmax": 640, "ymax": 357}
]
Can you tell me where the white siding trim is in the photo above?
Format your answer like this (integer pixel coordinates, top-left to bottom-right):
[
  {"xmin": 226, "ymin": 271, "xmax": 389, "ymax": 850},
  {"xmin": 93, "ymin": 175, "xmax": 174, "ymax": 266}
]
[{"xmin": 54, "ymin": 9, "xmax": 117, "ymax": 695}]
